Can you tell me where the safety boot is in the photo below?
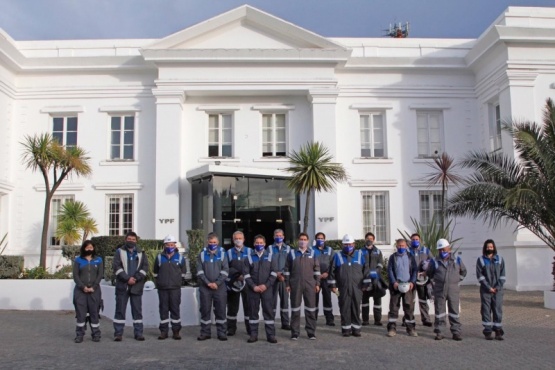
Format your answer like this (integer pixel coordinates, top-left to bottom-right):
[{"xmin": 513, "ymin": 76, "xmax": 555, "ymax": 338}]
[
  {"xmin": 172, "ymin": 329, "xmax": 181, "ymax": 340},
  {"xmin": 74, "ymin": 336, "xmax": 84, "ymax": 344},
  {"xmin": 494, "ymin": 329, "xmax": 504, "ymax": 341},
  {"xmin": 158, "ymin": 332, "xmax": 168, "ymax": 340}
]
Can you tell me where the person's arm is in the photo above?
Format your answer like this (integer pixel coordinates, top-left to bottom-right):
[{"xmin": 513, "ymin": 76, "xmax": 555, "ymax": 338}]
[
  {"xmin": 410, "ymin": 255, "xmax": 418, "ymax": 284},
  {"xmin": 196, "ymin": 252, "xmax": 210, "ymax": 285},
  {"xmin": 387, "ymin": 255, "xmax": 396, "ymax": 286},
  {"xmin": 180, "ymin": 255, "xmax": 187, "ymax": 280},
  {"xmin": 459, "ymin": 257, "xmax": 467, "ymax": 281},
  {"xmin": 476, "ymin": 258, "xmax": 491, "ymax": 290},
  {"xmin": 73, "ymin": 259, "xmax": 85, "ymax": 290},
  {"xmin": 313, "ymin": 257, "xmax": 321, "ymax": 286},
  {"xmin": 266, "ymin": 257, "xmax": 278, "ymax": 289},
  {"xmin": 135, "ymin": 251, "xmax": 148, "ymax": 282},
  {"xmin": 153, "ymin": 255, "xmax": 160, "ymax": 284},
  {"xmin": 377, "ymin": 251, "xmax": 384, "ymax": 275},
  {"xmin": 112, "ymin": 250, "xmax": 130, "ymax": 283},
  {"xmin": 215, "ymin": 250, "xmax": 229, "ymax": 286},
  {"xmin": 328, "ymin": 254, "xmax": 337, "ymax": 290},
  {"xmin": 93, "ymin": 259, "xmax": 104, "ymax": 289},
  {"xmin": 284, "ymin": 252, "xmax": 291, "ymax": 288},
  {"xmin": 243, "ymin": 258, "xmax": 256, "ymax": 290},
  {"xmin": 497, "ymin": 257, "xmax": 506, "ymax": 289}
]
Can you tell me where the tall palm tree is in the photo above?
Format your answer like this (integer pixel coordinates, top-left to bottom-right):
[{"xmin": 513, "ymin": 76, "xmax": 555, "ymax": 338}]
[
  {"xmin": 448, "ymin": 98, "xmax": 555, "ymax": 253},
  {"xmin": 55, "ymin": 200, "xmax": 98, "ymax": 245},
  {"xmin": 286, "ymin": 141, "xmax": 348, "ymax": 234},
  {"xmin": 421, "ymin": 152, "xmax": 464, "ymax": 232},
  {"xmin": 21, "ymin": 133, "xmax": 92, "ymax": 268}
]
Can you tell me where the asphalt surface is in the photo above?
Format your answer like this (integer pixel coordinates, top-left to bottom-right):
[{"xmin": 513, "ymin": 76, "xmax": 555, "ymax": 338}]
[{"xmin": 0, "ymin": 286, "xmax": 554, "ymax": 370}]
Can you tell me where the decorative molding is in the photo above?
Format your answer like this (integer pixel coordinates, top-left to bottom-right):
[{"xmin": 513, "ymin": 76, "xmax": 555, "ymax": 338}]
[
  {"xmin": 308, "ymin": 89, "xmax": 339, "ymax": 104},
  {"xmin": 99, "ymin": 105, "xmax": 141, "ymax": 113},
  {"xmin": 198, "ymin": 158, "xmax": 240, "ymax": 163},
  {"xmin": 352, "ymin": 158, "xmax": 394, "ymax": 164},
  {"xmin": 349, "ymin": 104, "xmax": 393, "ymax": 110},
  {"xmin": 409, "ymin": 103, "xmax": 451, "ymax": 110},
  {"xmin": 0, "ymin": 179, "xmax": 15, "ymax": 193},
  {"xmin": 93, "ymin": 183, "xmax": 143, "ymax": 190},
  {"xmin": 197, "ymin": 105, "xmax": 241, "ymax": 112},
  {"xmin": 99, "ymin": 160, "xmax": 140, "ymax": 167},
  {"xmin": 151, "ymin": 88, "xmax": 186, "ymax": 105},
  {"xmin": 40, "ymin": 106, "xmax": 84, "ymax": 114},
  {"xmin": 33, "ymin": 183, "xmax": 85, "ymax": 192},
  {"xmin": 412, "ymin": 158, "xmax": 437, "ymax": 164},
  {"xmin": 408, "ymin": 180, "xmax": 440, "ymax": 188},
  {"xmin": 251, "ymin": 105, "xmax": 295, "ymax": 111},
  {"xmin": 348, "ymin": 179, "xmax": 397, "ymax": 187},
  {"xmin": 252, "ymin": 157, "xmax": 289, "ymax": 163}
]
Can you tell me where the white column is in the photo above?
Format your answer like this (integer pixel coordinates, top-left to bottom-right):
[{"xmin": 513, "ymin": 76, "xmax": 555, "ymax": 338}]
[
  {"xmin": 152, "ymin": 89, "xmax": 185, "ymax": 240},
  {"xmin": 309, "ymin": 89, "xmax": 340, "ymax": 240}
]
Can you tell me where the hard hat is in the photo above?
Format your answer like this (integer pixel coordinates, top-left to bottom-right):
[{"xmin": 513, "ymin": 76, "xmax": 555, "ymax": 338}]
[
  {"xmin": 437, "ymin": 238, "xmax": 450, "ymax": 250},
  {"xmin": 398, "ymin": 282, "xmax": 411, "ymax": 293},
  {"xmin": 342, "ymin": 234, "xmax": 355, "ymax": 244},
  {"xmin": 231, "ymin": 280, "xmax": 245, "ymax": 292},
  {"xmin": 416, "ymin": 274, "xmax": 429, "ymax": 286},
  {"xmin": 163, "ymin": 235, "xmax": 177, "ymax": 244},
  {"xmin": 144, "ymin": 281, "xmax": 155, "ymax": 291}
]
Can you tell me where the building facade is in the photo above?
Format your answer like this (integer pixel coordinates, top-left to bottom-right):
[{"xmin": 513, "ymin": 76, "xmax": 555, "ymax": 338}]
[{"xmin": 0, "ymin": 5, "xmax": 553, "ymax": 290}]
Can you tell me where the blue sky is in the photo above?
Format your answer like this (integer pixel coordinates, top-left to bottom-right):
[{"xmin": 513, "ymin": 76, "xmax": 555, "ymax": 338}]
[{"xmin": 1, "ymin": 0, "xmax": 554, "ymax": 40}]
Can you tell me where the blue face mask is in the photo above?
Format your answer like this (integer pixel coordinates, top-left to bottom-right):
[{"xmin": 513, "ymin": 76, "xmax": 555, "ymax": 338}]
[
  {"xmin": 315, "ymin": 240, "xmax": 325, "ymax": 247},
  {"xmin": 208, "ymin": 244, "xmax": 218, "ymax": 251},
  {"xmin": 440, "ymin": 251, "xmax": 450, "ymax": 259},
  {"xmin": 274, "ymin": 237, "xmax": 284, "ymax": 244},
  {"xmin": 397, "ymin": 248, "xmax": 407, "ymax": 254},
  {"xmin": 410, "ymin": 240, "xmax": 420, "ymax": 248},
  {"xmin": 165, "ymin": 246, "xmax": 176, "ymax": 254},
  {"xmin": 254, "ymin": 244, "xmax": 265, "ymax": 252},
  {"xmin": 343, "ymin": 245, "xmax": 354, "ymax": 254}
]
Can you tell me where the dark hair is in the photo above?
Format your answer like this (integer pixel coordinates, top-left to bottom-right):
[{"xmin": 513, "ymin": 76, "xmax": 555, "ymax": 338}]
[
  {"xmin": 80, "ymin": 240, "xmax": 96, "ymax": 257},
  {"xmin": 207, "ymin": 232, "xmax": 219, "ymax": 241},
  {"xmin": 482, "ymin": 239, "xmax": 497, "ymax": 256},
  {"xmin": 253, "ymin": 234, "xmax": 266, "ymax": 243},
  {"xmin": 298, "ymin": 232, "xmax": 309, "ymax": 240},
  {"xmin": 125, "ymin": 231, "xmax": 138, "ymax": 240},
  {"xmin": 396, "ymin": 238, "xmax": 407, "ymax": 245},
  {"xmin": 365, "ymin": 232, "xmax": 375, "ymax": 239},
  {"xmin": 410, "ymin": 233, "xmax": 420, "ymax": 239},
  {"xmin": 315, "ymin": 232, "xmax": 326, "ymax": 239}
]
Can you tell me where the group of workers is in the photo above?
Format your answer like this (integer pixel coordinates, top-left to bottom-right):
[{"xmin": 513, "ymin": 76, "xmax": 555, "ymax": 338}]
[{"xmin": 71, "ymin": 229, "xmax": 506, "ymax": 344}]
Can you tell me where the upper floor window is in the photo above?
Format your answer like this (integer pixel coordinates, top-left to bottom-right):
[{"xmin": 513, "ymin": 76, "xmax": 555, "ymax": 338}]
[
  {"xmin": 107, "ymin": 194, "xmax": 133, "ymax": 236},
  {"xmin": 262, "ymin": 113, "xmax": 286, "ymax": 157},
  {"xmin": 489, "ymin": 104, "xmax": 502, "ymax": 152},
  {"xmin": 360, "ymin": 113, "xmax": 385, "ymax": 158},
  {"xmin": 362, "ymin": 191, "xmax": 390, "ymax": 244},
  {"xmin": 52, "ymin": 117, "xmax": 78, "ymax": 148},
  {"xmin": 111, "ymin": 115, "xmax": 134, "ymax": 160},
  {"xmin": 419, "ymin": 190, "xmax": 442, "ymax": 229},
  {"xmin": 416, "ymin": 111, "xmax": 443, "ymax": 158},
  {"xmin": 49, "ymin": 195, "xmax": 75, "ymax": 246},
  {"xmin": 209, "ymin": 114, "xmax": 232, "ymax": 157}
]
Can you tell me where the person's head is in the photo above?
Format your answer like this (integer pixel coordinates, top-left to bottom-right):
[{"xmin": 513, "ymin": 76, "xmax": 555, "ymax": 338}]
[
  {"xmin": 163, "ymin": 235, "xmax": 177, "ymax": 254},
  {"xmin": 396, "ymin": 238, "xmax": 408, "ymax": 254},
  {"xmin": 341, "ymin": 234, "xmax": 355, "ymax": 255},
  {"xmin": 80, "ymin": 240, "xmax": 95, "ymax": 257},
  {"xmin": 436, "ymin": 238, "xmax": 451, "ymax": 259},
  {"xmin": 410, "ymin": 233, "xmax": 421, "ymax": 249},
  {"xmin": 233, "ymin": 231, "xmax": 245, "ymax": 248},
  {"xmin": 273, "ymin": 229, "xmax": 284, "ymax": 245},
  {"xmin": 125, "ymin": 231, "xmax": 138, "ymax": 243},
  {"xmin": 482, "ymin": 239, "xmax": 497, "ymax": 257},
  {"xmin": 207, "ymin": 232, "xmax": 219, "ymax": 252},
  {"xmin": 253, "ymin": 234, "xmax": 266, "ymax": 253},
  {"xmin": 365, "ymin": 232, "xmax": 375, "ymax": 247},
  {"xmin": 298, "ymin": 233, "xmax": 309, "ymax": 250},
  {"xmin": 315, "ymin": 232, "xmax": 326, "ymax": 248}
]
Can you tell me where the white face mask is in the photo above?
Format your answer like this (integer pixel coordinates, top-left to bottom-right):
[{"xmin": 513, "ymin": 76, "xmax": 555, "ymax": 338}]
[{"xmin": 234, "ymin": 239, "xmax": 244, "ymax": 248}]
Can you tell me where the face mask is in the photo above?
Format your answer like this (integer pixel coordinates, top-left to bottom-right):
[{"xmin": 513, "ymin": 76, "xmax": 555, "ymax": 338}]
[
  {"xmin": 365, "ymin": 240, "xmax": 374, "ymax": 247},
  {"xmin": 411, "ymin": 240, "xmax": 420, "ymax": 248},
  {"xmin": 126, "ymin": 242, "xmax": 136, "ymax": 250},
  {"xmin": 316, "ymin": 240, "xmax": 325, "ymax": 247},
  {"xmin": 343, "ymin": 245, "xmax": 354, "ymax": 254},
  {"xmin": 486, "ymin": 250, "xmax": 494, "ymax": 256},
  {"xmin": 234, "ymin": 239, "xmax": 244, "ymax": 248},
  {"xmin": 83, "ymin": 250, "xmax": 94, "ymax": 256},
  {"xmin": 274, "ymin": 237, "xmax": 284, "ymax": 244},
  {"xmin": 254, "ymin": 244, "xmax": 265, "ymax": 252},
  {"xmin": 208, "ymin": 244, "xmax": 218, "ymax": 252},
  {"xmin": 165, "ymin": 247, "xmax": 176, "ymax": 254},
  {"xmin": 397, "ymin": 248, "xmax": 407, "ymax": 254},
  {"xmin": 298, "ymin": 240, "xmax": 308, "ymax": 249},
  {"xmin": 440, "ymin": 251, "xmax": 450, "ymax": 259}
]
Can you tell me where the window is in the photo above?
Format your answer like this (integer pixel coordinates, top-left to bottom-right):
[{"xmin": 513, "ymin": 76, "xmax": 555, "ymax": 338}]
[
  {"xmin": 360, "ymin": 113, "xmax": 385, "ymax": 158},
  {"xmin": 52, "ymin": 116, "xmax": 78, "ymax": 148},
  {"xmin": 208, "ymin": 114, "xmax": 232, "ymax": 157},
  {"xmin": 362, "ymin": 191, "xmax": 389, "ymax": 244},
  {"xmin": 416, "ymin": 111, "xmax": 443, "ymax": 158},
  {"xmin": 489, "ymin": 104, "xmax": 502, "ymax": 151},
  {"xmin": 262, "ymin": 113, "xmax": 286, "ymax": 157},
  {"xmin": 107, "ymin": 195, "xmax": 133, "ymax": 236},
  {"xmin": 419, "ymin": 190, "xmax": 442, "ymax": 228},
  {"xmin": 49, "ymin": 195, "xmax": 75, "ymax": 246},
  {"xmin": 110, "ymin": 115, "xmax": 135, "ymax": 160}
]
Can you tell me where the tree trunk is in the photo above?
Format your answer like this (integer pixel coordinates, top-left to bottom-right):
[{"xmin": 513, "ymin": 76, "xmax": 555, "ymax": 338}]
[
  {"xmin": 303, "ymin": 190, "xmax": 312, "ymax": 235},
  {"xmin": 40, "ymin": 191, "xmax": 54, "ymax": 269},
  {"xmin": 441, "ymin": 180, "xmax": 446, "ymax": 234}
]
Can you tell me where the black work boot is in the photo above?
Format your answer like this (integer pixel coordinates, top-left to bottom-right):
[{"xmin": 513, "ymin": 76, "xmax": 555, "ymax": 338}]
[
  {"xmin": 172, "ymin": 330, "xmax": 181, "ymax": 340},
  {"xmin": 74, "ymin": 336, "xmax": 84, "ymax": 344},
  {"xmin": 158, "ymin": 332, "xmax": 168, "ymax": 340},
  {"xmin": 494, "ymin": 329, "xmax": 504, "ymax": 341}
]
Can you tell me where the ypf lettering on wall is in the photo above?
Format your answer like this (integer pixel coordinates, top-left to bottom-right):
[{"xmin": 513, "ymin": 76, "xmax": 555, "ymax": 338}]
[
  {"xmin": 159, "ymin": 219, "xmax": 175, "ymax": 224},
  {"xmin": 318, "ymin": 217, "xmax": 335, "ymax": 222}
]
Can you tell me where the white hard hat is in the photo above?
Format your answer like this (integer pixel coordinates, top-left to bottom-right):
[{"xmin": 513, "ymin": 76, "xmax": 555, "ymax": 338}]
[
  {"xmin": 437, "ymin": 238, "xmax": 450, "ymax": 250},
  {"xmin": 231, "ymin": 280, "xmax": 245, "ymax": 292},
  {"xmin": 416, "ymin": 274, "xmax": 429, "ymax": 286},
  {"xmin": 342, "ymin": 234, "xmax": 355, "ymax": 244},
  {"xmin": 163, "ymin": 235, "xmax": 177, "ymax": 244},
  {"xmin": 398, "ymin": 282, "xmax": 411, "ymax": 293},
  {"xmin": 144, "ymin": 281, "xmax": 155, "ymax": 291}
]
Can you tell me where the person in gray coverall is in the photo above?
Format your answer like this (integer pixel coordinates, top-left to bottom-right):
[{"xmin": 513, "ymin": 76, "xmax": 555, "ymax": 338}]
[
  {"xmin": 73, "ymin": 240, "xmax": 103, "ymax": 343},
  {"xmin": 426, "ymin": 238, "xmax": 467, "ymax": 341},
  {"xmin": 314, "ymin": 232, "xmax": 335, "ymax": 326},
  {"xmin": 112, "ymin": 231, "xmax": 149, "ymax": 341},
  {"xmin": 285, "ymin": 232, "xmax": 321, "ymax": 340},
  {"xmin": 409, "ymin": 233, "xmax": 434, "ymax": 327},
  {"xmin": 196, "ymin": 233, "xmax": 229, "ymax": 341},
  {"xmin": 476, "ymin": 239, "xmax": 506, "ymax": 341},
  {"xmin": 226, "ymin": 231, "xmax": 252, "ymax": 337},
  {"xmin": 270, "ymin": 228, "xmax": 291, "ymax": 330},
  {"xmin": 360, "ymin": 232, "xmax": 385, "ymax": 326}
]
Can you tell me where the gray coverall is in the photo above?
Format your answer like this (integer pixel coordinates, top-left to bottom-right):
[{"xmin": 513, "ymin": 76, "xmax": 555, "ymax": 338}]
[
  {"xmin": 361, "ymin": 245, "xmax": 384, "ymax": 324},
  {"xmin": 113, "ymin": 247, "xmax": 149, "ymax": 338},
  {"xmin": 270, "ymin": 243, "xmax": 291, "ymax": 327},
  {"xmin": 315, "ymin": 245, "xmax": 335, "ymax": 325},
  {"xmin": 226, "ymin": 246, "xmax": 252, "ymax": 335},
  {"xmin": 73, "ymin": 256, "xmax": 104, "ymax": 339},
  {"xmin": 476, "ymin": 254, "xmax": 506, "ymax": 334},
  {"xmin": 328, "ymin": 249, "xmax": 368, "ymax": 335},
  {"xmin": 284, "ymin": 247, "xmax": 321, "ymax": 337},
  {"xmin": 387, "ymin": 252, "xmax": 418, "ymax": 332},
  {"xmin": 410, "ymin": 245, "xmax": 434, "ymax": 324},
  {"xmin": 153, "ymin": 252, "xmax": 187, "ymax": 334},
  {"xmin": 197, "ymin": 247, "xmax": 229, "ymax": 338},
  {"xmin": 243, "ymin": 250, "xmax": 278, "ymax": 339},
  {"xmin": 427, "ymin": 255, "xmax": 467, "ymax": 335}
]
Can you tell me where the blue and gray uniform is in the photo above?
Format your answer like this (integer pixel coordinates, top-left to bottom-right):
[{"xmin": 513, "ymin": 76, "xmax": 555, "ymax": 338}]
[
  {"xmin": 314, "ymin": 245, "xmax": 335, "ymax": 325},
  {"xmin": 410, "ymin": 245, "xmax": 434, "ymax": 324},
  {"xmin": 476, "ymin": 254, "xmax": 505, "ymax": 335},
  {"xmin": 427, "ymin": 255, "xmax": 467, "ymax": 336},
  {"xmin": 226, "ymin": 246, "xmax": 252, "ymax": 335},
  {"xmin": 73, "ymin": 256, "xmax": 103, "ymax": 340},
  {"xmin": 387, "ymin": 252, "xmax": 418, "ymax": 332},
  {"xmin": 360, "ymin": 245, "xmax": 384, "ymax": 324},
  {"xmin": 285, "ymin": 247, "xmax": 321, "ymax": 337},
  {"xmin": 328, "ymin": 249, "xmax": 368, "ymax": 335},
  {"xmin": 197, "ymin": 247, "xmax": 229, "ymax": 338},
  {"xmin": 270, "ymin": 243, "xmax": 291, "ymax": 327},
  {"xmin": 112, "ymin": 246, "xmax": 149, "ymax": 338},
  {"xmin": 153, "ymin": 252, "xmax": 187, "ymax": 335},
  {"xmin": 243, "ymin": 249, "xmax": 278, "ymax": 340}
]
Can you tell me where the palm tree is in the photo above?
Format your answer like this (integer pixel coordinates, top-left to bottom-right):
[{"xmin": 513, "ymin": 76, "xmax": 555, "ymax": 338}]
[
  {"xmin": 55, "ymin": 200, "xmax": 98, "ymax": 245},
  {"xmin": 448, "ymin": 98, "xmax": 555, "ymax": 253},
  {"xmin": 21, "ymin": 133, "xmax": 92, "ymax": 268},
  {"xmin": 420, "ymin": 152, "xmax": 464, "ymax": 232},
  {"xmin": 285, "ymin": 141, "xmax": 348, "ymax": 234}
]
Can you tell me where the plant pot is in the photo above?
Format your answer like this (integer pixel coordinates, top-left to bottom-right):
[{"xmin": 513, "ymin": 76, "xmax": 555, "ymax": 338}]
[{"xmin": 544, "ymin": 290, "xmax": 555, "ymax": 309}]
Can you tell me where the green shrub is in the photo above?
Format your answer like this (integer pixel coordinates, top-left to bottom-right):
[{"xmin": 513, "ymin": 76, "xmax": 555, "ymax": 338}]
[
  {"xmin": 20, "ymin": 265, "xmax": 72, "ymax": 279},
  {"xmin": 0, "ymin": 255, "xmax": 24, "ymax": 279},
  {"xmin": 104, "ymin": 256, "xmax": 114, "ymax": 285},
  {"xmin": 61, "ymin": 245, "xmax": 80, "ymax": 262},
  {"xmin": 186, "ymin": 229, "xmax": 205, "ymax": 286},
  {"xmin": 91, "ymin": 235, "xmax": 163, "ymax": 264}
]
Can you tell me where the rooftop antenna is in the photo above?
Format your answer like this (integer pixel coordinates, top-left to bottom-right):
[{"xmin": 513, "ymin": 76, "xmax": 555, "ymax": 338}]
[{"xmin": 384, "ymin": 22, "xmax": 409, "ymax": 38}]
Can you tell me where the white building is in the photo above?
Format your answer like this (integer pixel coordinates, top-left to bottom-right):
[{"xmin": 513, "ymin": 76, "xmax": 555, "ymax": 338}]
[{"xmin": 0, "ymin": 5, "xmax": 553, "ymax": 290}]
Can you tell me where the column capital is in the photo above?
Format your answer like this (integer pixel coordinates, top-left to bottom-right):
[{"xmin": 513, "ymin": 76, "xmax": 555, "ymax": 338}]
[
  {"xmin": 308, "ymin": 88, "xmax": 339, "ymax": 104},
  {"xmin": 152, "ymin": 88, "xmax": 186, "ymax": 105}
]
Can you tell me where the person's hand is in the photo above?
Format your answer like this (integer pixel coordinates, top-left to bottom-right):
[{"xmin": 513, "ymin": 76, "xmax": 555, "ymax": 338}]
[
  {"xmin": 128, "ymin": 277, "xmax": 136, "ymax": 285},
  {"xmin": 253, "ymin": 286, "xmax": 262, "ymax": 293},
  {"xmin": 490, "ymin": 287, "xmax": 497, "ymax": 294},
  {"xmin": 237, "ymin": 275, "xmax": 244, "ymax": 282},
  {"xmin": 410, "ymin": 282, "xmax": 414, "ymax": 291},
  {"xmin": 331, "ymin": 288, "xmax": 338, "ymax": 293},
  {"xmin": 208, "ymin": 282, "xmax": 218, "ymax": 290},
  {"xmin": 321, "ymin": 272, "xmax": 328, "ymax": 279},
  {"xmin": 315, "ymin": 286, "xmax": 320, "ymax": 293},
  {"xmin": 259, "ymin": 285, "xmax": 267, "ymax": 293},
  {"xmin": 286, "ymin": 286, "xmax": 291, "ymax": 293},
  {"xmin": 393, "ymin": 282, "xmax": 399, "ymax": 290},
  {"xmin": 277, "ymin": 273, "xmax": 285, "ymax": 282}
]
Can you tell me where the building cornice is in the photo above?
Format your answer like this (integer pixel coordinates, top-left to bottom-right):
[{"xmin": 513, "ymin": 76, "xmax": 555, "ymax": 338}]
[
  {"xmin": 93, "ymin": 183, "xmax": 143, "ymax": 190},
  {"xmin": 0, "ymin": 179, "xmax": 15, "ymax": 193}
]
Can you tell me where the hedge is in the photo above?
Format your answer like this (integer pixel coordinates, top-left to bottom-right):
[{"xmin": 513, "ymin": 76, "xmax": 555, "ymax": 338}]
[
  {"xmin": 185, "ymin": 229, "xmax": 204, "ymax": 286},
  {"xmin": 0, "ymin": 256, "xmax": 24, "ymax": 279}
]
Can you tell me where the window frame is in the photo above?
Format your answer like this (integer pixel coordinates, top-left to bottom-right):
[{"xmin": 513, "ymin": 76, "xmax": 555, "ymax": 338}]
[
  {"xmin": 208, "ymin": 113, "xmax": 233, "ymax": 158},
  {"xmin": 261, "ymin": 112, "xmax": 287, "ymax": 157},
  {"xmin": 359, "ymin": 111, "xmax": 386, "ymax": 158},
  {"xmin": 49, "ymin": 195, "xmax": 75, "ymax": 247},
  {"xmin": 109, "ymin": 113, "xmax": 136, "ymax": 161},
  {"xmin": 52, "ymin": 115, "xmax": 78, "ymax": 148},
  {"xmin": 106, "ymin": 194, "xmax": 134, "ymax": 236},
  {"xmin": 419, "ymin": 190, "xmax": 443, "ymax": 229},
  {"xmin": 361, "ymin": 191, "xmax": 390, "ymax": 245},
  {"xmin": 489, "ymin": 103, "xmax": 502, "ymax": 152},
  {"xmin": 416, "ymin": 110, "xmax": 444, "ymax": 158}
]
